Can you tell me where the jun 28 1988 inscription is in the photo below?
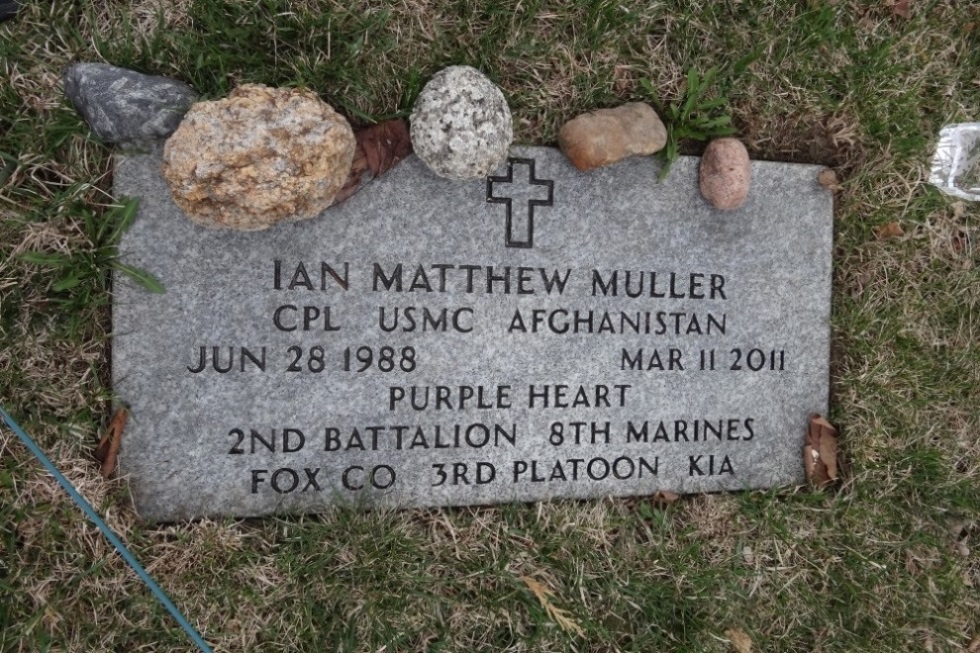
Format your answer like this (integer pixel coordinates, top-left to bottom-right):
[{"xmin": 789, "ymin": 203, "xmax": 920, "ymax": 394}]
[{"xmin": 113, "ymin": 146, "xmax": 832, "ymax": 521}]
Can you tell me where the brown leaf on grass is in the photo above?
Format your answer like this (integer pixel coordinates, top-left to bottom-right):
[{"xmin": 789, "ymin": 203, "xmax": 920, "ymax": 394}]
[
  {"xmin": 95, "ymin": 407, "xmax": 127, "ymax": 479},
  {"xmin": 952, "ymin": 201, "xmax": 967, "ymax": 220},
  {"xmin": 890, "ymin": 0, "xmax": 911, "ymax": 19},
  {"xmin": 953, "ymin": 228, "xmax": 971, "ymax": 252},
  {"xmin": 521, "ymin": 576, "xmax": 585, "ymax": 637},
  {"xmin": 335, "ymin": 119, "xmax": 413, "ymax": 204},
  {"xmin": 967, "ymin": 634, "xmax": 980, "ymax": 652},
  {"xmin": 361, "ymin": 119, "xmax": 413, "ymax": 177},
  {"xmin": 726, "ymin": 628, "xmax": 753, "ymax": 653},
  {"xmin": 804, "ymin": 414, "xmax": 839, "ymax": 487},
  {"xmin": 817, "ymin": 168, "xmax": 839, "ymax": 190},
  {"xmin": 875, "ymin": 222, "xmax": 905, "ymax": 238},
  {"xmin": 652, "ymin": 490, "xmax": 680, "ymax": 504},
  {"xmin": 336, "ymin": 152, "xmax": 369, "ymax": 204}
]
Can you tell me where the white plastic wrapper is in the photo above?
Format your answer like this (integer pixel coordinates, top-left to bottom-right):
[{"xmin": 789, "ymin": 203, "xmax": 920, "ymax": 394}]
[{"xmin": 930, "ymin": 122, "xmax": 980, "ymax": 201}]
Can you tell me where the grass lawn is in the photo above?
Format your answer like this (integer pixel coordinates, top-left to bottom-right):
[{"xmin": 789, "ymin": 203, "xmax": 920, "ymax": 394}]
[{"xmin": 1, "ymin": 0, "xmax": 979, "ymax": 651}]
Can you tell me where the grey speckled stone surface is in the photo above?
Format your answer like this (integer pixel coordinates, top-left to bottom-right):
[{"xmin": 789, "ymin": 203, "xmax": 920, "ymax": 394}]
[
  {"xmin": 410, "ymin": 66, "xmax": 513, "ymax": 180},
  {"xmin": 65, "ymin": 63, "xmax": 197, "ymax": 144},
  {"xmin": 113, "ymin": 146, "xmax": 832, "ymax": 522}
]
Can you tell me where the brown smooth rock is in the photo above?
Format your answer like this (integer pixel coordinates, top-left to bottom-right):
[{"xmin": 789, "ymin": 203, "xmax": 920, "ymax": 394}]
[
  {"xmin": 699, "ymin": 137, "xmax": 751, "ymax": 210},
  {"xmin": 162, "ymin": 84, "xmax": 355, "ymax": 230},
  {"xmin": 557, "ymin": 102, "xmax": 667, "ymax": 171}
]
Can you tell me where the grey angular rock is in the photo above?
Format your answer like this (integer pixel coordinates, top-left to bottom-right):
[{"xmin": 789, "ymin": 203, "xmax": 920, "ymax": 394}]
[
  {"xmin": 64, "ymin": 63, "xmax": 198, "ymax": 144},
  {"xmin": 410, "ymin": 65, "xmax": 513, "ymax": 180},
  {"xmin": 0, "ymin": 0, "xmax": 20, "ymax": 22}
]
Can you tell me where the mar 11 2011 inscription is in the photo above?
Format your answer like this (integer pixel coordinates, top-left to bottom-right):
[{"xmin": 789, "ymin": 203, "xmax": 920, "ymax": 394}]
[{"xmin": 112, "ymin": 146, "xmax": 832, "ymax": 522}]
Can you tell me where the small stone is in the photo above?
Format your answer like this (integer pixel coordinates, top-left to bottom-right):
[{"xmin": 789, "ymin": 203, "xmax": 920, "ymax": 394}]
[
  {"xmin": 410, "ymin": 66, "xmax": 513, "ymax": 180},
  {"xmin": 699, "ymin": 137, "xmax": 751, "ymax": 210},
  {"xmin": 64, "ymin": 63, "xmax": 198, "ymax": 144},
  {"xmin": 161, "ymin": 84, "xmax": 355, "ymax": 230},
  {"xmin": 557, "ymin": 103, "xmax": 667, "ymax": 171}
]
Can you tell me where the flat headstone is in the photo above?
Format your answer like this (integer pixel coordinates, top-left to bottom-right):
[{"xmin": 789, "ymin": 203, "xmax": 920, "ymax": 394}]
[{"xmin": 113, "ymin": 146, "xmax": 832, "ymax": 522}]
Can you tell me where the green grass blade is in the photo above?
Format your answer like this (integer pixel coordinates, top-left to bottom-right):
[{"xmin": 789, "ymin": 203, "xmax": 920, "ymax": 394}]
[
  {"xmin": 399, "ymin": 67, "xmax": 423, "ymax": 113},
  {"xmin": 109, "ymin": 197, "xmax": 140, "ymax": 244},
  {"xmin": 681, "ymin": 68, "xmax": 700, "ymax": 120},
  {"xmin": 732, "ymin": 46, "xmax": 764, "ymax": 77},
  {"xmin": 700, "ymin": 115, "xmax": 733, "ymax": 129},
  {"xmin": 52, "ymin": 276, "xmax": 82, "ymax": 292},
  {"xmin": 699, "ymin": 66, "xmax": 719, "ymax": 97},
  {"xmin": 686, "ymin": 67, "xmax": 699, "ymax": 95},
  {"xmin": 639, "ymin": 77, "xmax": 658, "ymax": 102},
  {"xmin": 698, "ymin": 97, "xmax": 729, "ymax": 110},
  {"xmin": 112, "ymin": 262, "xmax": 166, "ymax": 294},
  {"xmin": 337, "ymin": 101, "xmax": 379, "ymax": 125},
  {"xmin": 679, "ymin": 128, "xmax": 708, "ymax": 140},
  {"xmin": 0, "ymin": 151, "xmax": 16, "ymax": 187},
  {"xmin": 19, "ymin": 252, "xmax": 72, "ymax": 267}
]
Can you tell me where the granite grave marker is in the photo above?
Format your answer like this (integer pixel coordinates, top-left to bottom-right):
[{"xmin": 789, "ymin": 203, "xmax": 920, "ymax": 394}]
[{"xmin": 113, "ymin": 146, "xmax": 832, "ymax": 521}]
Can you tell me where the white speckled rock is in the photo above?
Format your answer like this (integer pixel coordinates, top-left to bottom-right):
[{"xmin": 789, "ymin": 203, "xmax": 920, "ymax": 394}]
[{"xmin": 410, "ymin": 66, "xmax": 513, "ymax": 180}]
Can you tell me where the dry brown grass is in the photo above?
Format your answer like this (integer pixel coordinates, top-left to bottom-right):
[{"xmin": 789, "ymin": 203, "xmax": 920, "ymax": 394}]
[{"xmin": 2, "ymin": 0, "xmax": 979, "ymax": 651}]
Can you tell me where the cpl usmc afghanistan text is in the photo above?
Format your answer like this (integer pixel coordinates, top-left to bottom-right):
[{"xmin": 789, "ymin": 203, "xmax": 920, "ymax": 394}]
[{"xmin": 187, "ymin": 260, "xmax": 787, "ymax": 375}]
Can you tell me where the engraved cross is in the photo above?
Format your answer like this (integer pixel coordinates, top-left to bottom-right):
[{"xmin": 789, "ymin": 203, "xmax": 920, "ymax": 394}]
[{"xmin": 486, "ymin": 157, "xmax": 555, "ymax": 249}]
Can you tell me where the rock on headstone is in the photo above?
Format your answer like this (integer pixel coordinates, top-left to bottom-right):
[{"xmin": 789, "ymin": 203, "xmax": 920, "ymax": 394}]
[
  {"xmin": 161, "ymin": 84, "xmax": 356, "ymax": 230},
  {"xmin": 558, "ymin": 103, "xmax": 667, "ymax": 171},
  {"xmin": 700, "ymin": 138, "xmax": 752, "ymax": 210},
  {"xmin": 410, "ymin": 66, "xmax": 513, "ymax": 180},
  {"xmin": 64, "ymin": 63, "xmax": 198, "ymax": 144},
  {"xmin": 113, "ymin": 146, "xmax": 832, "ymax": 521}
]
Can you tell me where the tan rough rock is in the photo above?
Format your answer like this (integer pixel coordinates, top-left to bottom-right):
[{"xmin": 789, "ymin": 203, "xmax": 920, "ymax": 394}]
[
  {"xmin": 557, "ymin": 103, "xmax": 667, "ymax": 171},
  {"xmin": 699, "ymin": 137, "xmax": 751, "ymax": 210},
  {"xmin": 162, "ymin": 84, "xmax": 355, "ymax": 230}
]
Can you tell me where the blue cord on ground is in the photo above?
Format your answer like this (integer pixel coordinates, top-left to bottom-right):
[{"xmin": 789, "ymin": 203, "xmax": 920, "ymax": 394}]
[{"xmin": 0, "ymin": 405, "xmax": 214, "ymax": 653}]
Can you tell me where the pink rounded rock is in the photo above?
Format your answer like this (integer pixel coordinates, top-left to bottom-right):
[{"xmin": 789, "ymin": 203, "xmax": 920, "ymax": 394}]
[{"xmin": 699, "ymin": 138, "xmax": 751, "ymax": 210}]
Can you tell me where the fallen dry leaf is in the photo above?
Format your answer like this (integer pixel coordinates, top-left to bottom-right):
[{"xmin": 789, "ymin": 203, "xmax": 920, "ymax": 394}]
[
  {"xmin": 741, "ymin": 545, "xmax": 755, "ymax": 566},
  {"xmin": 875, "ymin": 222, "xmax": 905, "ymax": 238},
  {"xmin": 967, "ymin": 635, "xmax": 980, "ymax": 651},
  {"xmin": 891, "ymin": 0, "xmax": 911, "ymax": 19},
  {"xmin": 804, "ymin": 414, "xmax": 839, "ymax": 488},
  {"xmin": 726, "ymin": 628, "xmax": 753, "ymax": 653},
  {"xmin": 817, "ymin": 168, "xmax": 839, "ymax": 190},
  {"xmin": 522, "ymin": 576, "xmax": 585, "ymax": 637},
  {"xmin": 953, "ymin": 228, "xmax": 970, "ymax": 252},
  {"xmin": 651, "ymin": 490, "xmax": 680, "ymax": 504},
  {"xmin": 95, "ymin": 407, "xmax": 127, "ymax": 479},
  {"xmin": 336, "ymin": 119, "xmax": 413, "ymax": 204}
]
